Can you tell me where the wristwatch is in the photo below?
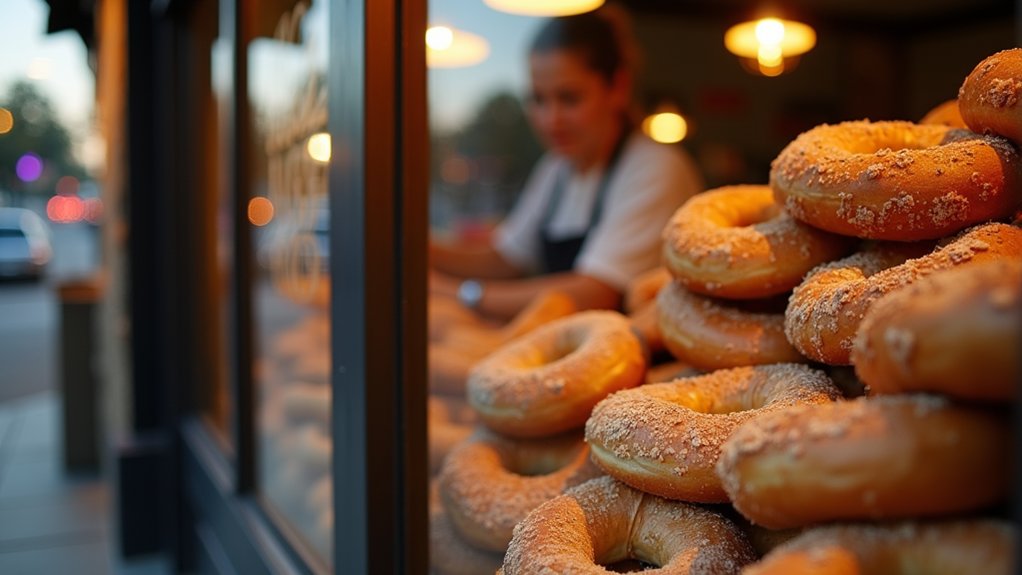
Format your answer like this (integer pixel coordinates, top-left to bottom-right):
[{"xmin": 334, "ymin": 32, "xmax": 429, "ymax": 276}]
[{"xmin": 457, "ymin": 279, "xmax": 484, "ymax": 310}]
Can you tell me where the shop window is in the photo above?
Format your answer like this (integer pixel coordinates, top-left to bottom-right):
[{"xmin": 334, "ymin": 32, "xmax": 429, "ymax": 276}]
[{"xmin": 247, "ymin": 0, "xmax": 333, "ymax": 566}]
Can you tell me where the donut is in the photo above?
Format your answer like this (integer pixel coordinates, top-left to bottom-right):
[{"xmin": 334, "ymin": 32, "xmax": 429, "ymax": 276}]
[
  {"xmin": 853, "ymin": 259, "xmax": 1021, "ymax": 402},
  {"xmin": 785, "ymin": 222, "xmax": 1022, "ymax": 365},
  {"xmin": 437, "ymin": 428, "xmax": 601, "ymax": 552},
  {"xmin": 657, "ymin": 281, "xmax": 804, "ymax": 370},
  {"xmin": 959, "ymin": 48, "xmax": 1022, "ymax": 145},
  {"xmin": 770, "ymin": 120, "xmax": 1022, "ymax": 241},
  {"xmin": 428, "ymin": 396, "xmax": 475, "ymax": 474},
  {"xmin": 624, "ymin": 266, "xmax": 671, "ymax": 313},
  {"xmin": 919, "ymin": 98, "xmax": 966, "ymax": 128},
  {"xmin": 717, "ymin": 395, "xmax": 1012, "ymax": 529},
  {"xmin": 744, "ymin": 521, "xmax": 1016, "ymax": 575},
  {"xmin": 627, "ymin": 298, "xmax": 666, "ymax": 357},
  {"xmin": 662, "ymin": 185, "xmax": 854, "ymax": 299},
  {"xmin": 429, "ymin": 482, "xmax": 505, "ymax": 575},
  {"xmin": 645, "ymin": 360, "xmax": 700, "ymax": 384},
  {"xmin": 584, "ymin": 364, "xmax": 842, "ymax": 502},
  {"xmin": 429, "ymin": 291, "xmax": 578, "ymax": 396},
  {"xmin": 502, "ymin": 476, "xmax": 756, "ymax": 574},
  {"xmin": 467, "ymin": 310, "xmax": 646, "ymax": 438}
]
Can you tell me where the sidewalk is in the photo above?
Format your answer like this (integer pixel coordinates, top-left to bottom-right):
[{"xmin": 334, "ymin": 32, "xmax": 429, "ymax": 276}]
[{"xmin": 0, "ymin": 391, "xmax": 168, "ymax": 574}]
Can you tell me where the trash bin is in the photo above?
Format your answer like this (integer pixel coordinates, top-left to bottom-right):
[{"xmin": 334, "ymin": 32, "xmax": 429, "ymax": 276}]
[{"xmin": 58, "ymin": 276, "xmax": 103, "ymax": 472}]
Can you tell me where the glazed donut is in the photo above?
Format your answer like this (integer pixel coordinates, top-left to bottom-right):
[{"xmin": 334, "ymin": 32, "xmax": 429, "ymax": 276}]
[
  {"xmin": 770, "ymin": 120, "xmax": 1022, "ymax": 241},
  {"xmin": 919, "ymin": 98, "xmax": 966, "ymax": 128},
  {"xmin": 429, "ymin": 482, "xmax": 505, "ymax": 575},
  {"xmin": 743, "ymin": 521, "xmax": 1016, "ymax": 575},
  {"xmin": 502, "ymin": 476, "xmax": 756, "ymax": 574},
  {"xmin": 585, "ymin": 364, "xmax": 842, "ymax": 502},
  {"xmin": 959, "ymin": 48, "xmax": 1022, "ymax": 145},
  {"xmin": 437, "ymin": 428, "xmax": 601, "ymax": 552},
  {"xmin": 657, "ymin": 281, "xmax": 804, "ymax": 370},
  {"xmin": 852, "ymin": 259, "xmax": 1021, "ymax": 402},
  {"xmin": 467, "ymin": 310, "xmax": 646, "ymax": 438},
  {"xmin": 428, "ymin": 396, "xmax": 475, "ymax": 475},
  {"xmin": 717, "ymin": 395, "xmax": 1012, "ymax": 529},
  {"xmin": 662, "ymin": 185, "xmax": 854, "ymax": 299},
  {"xmin": 785, "ymin": 222, "xmax": 1022, "ymax": 365}
]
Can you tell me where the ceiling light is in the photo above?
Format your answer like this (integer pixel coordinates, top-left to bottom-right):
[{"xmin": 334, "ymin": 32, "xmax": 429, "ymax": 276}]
[
  {"xmin": 724, "ymin": 17, "xmax": 815, "ymax": 77},
  {"xmin": 426, "ymin": 26, "xmax": 490, "ymax": 68},
  {"xmin": 483, "ymin": 0, "xmax": 604, "ymax": 17}
]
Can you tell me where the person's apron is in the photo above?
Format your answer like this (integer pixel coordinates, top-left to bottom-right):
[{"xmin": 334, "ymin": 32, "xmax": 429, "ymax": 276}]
[{"xmin": 538, "ymin": 132, "xmax": 630, "ymax": 274}]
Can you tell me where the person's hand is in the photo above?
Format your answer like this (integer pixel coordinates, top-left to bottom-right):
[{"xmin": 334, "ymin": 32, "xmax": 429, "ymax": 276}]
[{"xmin": 429, "ymin": 268, "xmax": 460, "ymax": 300}]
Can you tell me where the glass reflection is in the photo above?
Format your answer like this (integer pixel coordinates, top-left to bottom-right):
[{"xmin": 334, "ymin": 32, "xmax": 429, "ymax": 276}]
[{"xmin": 249, "ymin": 0, "xmax": 332, "ymax": 566}]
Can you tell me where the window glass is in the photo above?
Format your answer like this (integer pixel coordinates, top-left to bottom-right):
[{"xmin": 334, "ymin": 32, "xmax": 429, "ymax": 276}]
[{"xmin": 248, "ymin": 0, "xmax": 332, "ymax": 566}]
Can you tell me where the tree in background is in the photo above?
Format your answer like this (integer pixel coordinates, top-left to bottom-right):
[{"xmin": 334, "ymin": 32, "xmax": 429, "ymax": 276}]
[{"xmin": 0, "ymin": 81, "xmax": 87, "ymax": 203}]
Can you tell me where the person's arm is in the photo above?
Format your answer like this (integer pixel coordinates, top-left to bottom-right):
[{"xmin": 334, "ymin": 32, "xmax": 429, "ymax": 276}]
[
  {"xmin": 429, "ymin": 239, "xmax": 524, "ymax": 280},
  {"xmin": 432, "ymin": 270, "xmax": 620, "ymax": 322}
]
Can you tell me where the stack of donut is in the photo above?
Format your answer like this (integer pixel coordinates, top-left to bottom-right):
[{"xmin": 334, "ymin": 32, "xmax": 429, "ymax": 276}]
[
  {"xmin": 430, "ymin": 309, "xmax": 649, "ymax": 573},
  {"xmin": 499, "ymin": 48, "xmax": 1021, "ymax": 574}
]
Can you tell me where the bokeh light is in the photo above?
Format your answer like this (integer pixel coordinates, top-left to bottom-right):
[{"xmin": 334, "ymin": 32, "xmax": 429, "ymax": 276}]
[
  {"xmin": 16, "ymin": 153, "xmax": 43, "ymax": 182},
  {"xmin": 248, "ymin": 196, "xmax": 275, "ymax": 226},
  {"xmin": 0, "ymin": 108, "xmax": 12, "ymax": 134},
  {"xmin": 47, "ymin": 194, "xmax": 84, "ymax": 223},
  {"xmin": 307, "ymin": 133, "xmax": 331, "ymax": 163}
]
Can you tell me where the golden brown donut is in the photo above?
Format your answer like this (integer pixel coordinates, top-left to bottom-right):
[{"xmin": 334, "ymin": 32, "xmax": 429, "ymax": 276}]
[
  {"xmin": 437, "ymin": 429, "xmax": 601, "ymax": 552},
  {"xmin": 429, "ymin": 482, "xmax": 505, "ymax": 575},
  {"xmin": 502, "ymin": 476, "xmax": 757, "ymax": 574},
  {"xmin": 624, "ymin": 266, "xmax": 671, "ymax": 313},
  {"xmin": 771, "ymin": 120, "xmax": 1022, "ymax": 240},
  {"xmin": 743, "ymin": 520, "xmax": 1017, "ymax": 575},
  {"xmin": 585, "ymin": 364, "xmax": 842, "ymax": 503},
  {"xmin": 657, "ymin": 281, "xmax": 804, "ymax": 370},
  {"xmin": 919, "ymin": 98, "xmax": 967, "ymax": 128},
  {"xmin": 467, "ymin": 310, "xmax": 646, "ymax": 438},
  {"xmin": 853, "ymin": 259, "xmax": 1022, "ymax": 402},
  {"xmin": 959, "ymin": 48, "xmax": 1022, "ymax": 145},
  {"xmin": 717, "ymin": 395, "xmax": 1012, "ymax": 529},
  {"xmin": 662, "ymin": 185, "xmax": 854, "ymax": 299},
  {"xmin": 785, "ymin": 222, "xmax": 1022, "ymax": 365},
  {"xmin": 429, "ymin": 291, "xmax": 578, "ymax": 396},
  {"xmin": 428, "ymin": 396, "xmax": 475, "ymax": 475}
]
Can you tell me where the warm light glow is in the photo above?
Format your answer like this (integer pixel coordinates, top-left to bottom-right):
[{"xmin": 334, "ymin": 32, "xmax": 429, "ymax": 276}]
[
  {"xmin": 248, "ymin": 197, "xmax": 275, "ymax": 226},
  {"xmin": 47, "ymin": 195, "xmax": 84, "ymax": 223},
  {"xmin": 642, "ymin": 112, "xmax": 688, "ymax": 144},
  {"xmin": 483, "ymin": 0, "xmax": 603, "ymax": 16},
  {"xmin": 426, "ymin": 26, "xmax": 453, "ymax": 51},
  {"xmin": 307, "ymin": 132, "xmax": 331, "ymax": 163},
  {"xmin": 427, "ymin": 26, "xmax": 490, "ymax": 68},
  {"xmin": 0, "ymin": 108, "xmax": 12, "ymax": 134},
  {"xmin": 725, "ymin": 17, "xmax": 816, "ymax": 76}
]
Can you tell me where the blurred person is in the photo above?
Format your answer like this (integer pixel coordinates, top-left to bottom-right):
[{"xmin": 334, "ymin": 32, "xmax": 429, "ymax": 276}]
[{"xmin": 430, "ymin": 5, "xmax": 704, "ymax": 322}]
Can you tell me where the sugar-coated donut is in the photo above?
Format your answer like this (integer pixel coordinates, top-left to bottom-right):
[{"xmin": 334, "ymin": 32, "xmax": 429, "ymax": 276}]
[
  {"xmin": 662, "ymin": 185, "xmax": 854, "ymax": 299},
  {"xmin": 437, "ymin": 428, "xmax": 601, "ymax": 552},
  {"xmin": 959, "ymin": 48, "xmax": 1022, "ymax": 145},
  {"xmin": 717, "ymin": 395, "xmax": 1012, "ymax": 529},
  {"xmin": 429, "ymin": 482, "xmax": 505, "ymax": 575},
  {"xmin": 853, "ymin": 259, "xmax": 1021, "ymax": 402},
  {"xmin": 785, "ymin": 222, "xmax": 1022, "ymax": 365},
  {"xmin": 743, "ymin": 521, "xmax": 1016, "ymax": 575},
  {"xmin": 919, "ymin": 98, "xmax": 966, "ymax": 128},
  {"xmin": 624, "ymin": 266, "xmax": 671, "ymax": 313},
  {"xmin": 502, "ymin": 476, "xmax": 757, "ymax": 574},
  {"xmin": 428, "ymin": 396, "xmax": 475, "ymax": 475},
  {"xmin": 771, "ymin": 120, "xmax": 1022, "ymax": 241},
  {"xmin": 585, "ymin": 364, "xmax": 842, "ymax": 502},
  {"xmin": 657, "ymin": 281, "xmax": 804, "ymax": 370},
  {"xmin": 468, "ymin": 310, "xmax": 646, "ymax": 438}
]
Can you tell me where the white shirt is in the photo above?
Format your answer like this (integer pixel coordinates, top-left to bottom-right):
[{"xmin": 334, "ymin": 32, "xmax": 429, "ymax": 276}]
[{"xmin": 494, "ymin": 132, "xmax": 704, "ymax": 290}]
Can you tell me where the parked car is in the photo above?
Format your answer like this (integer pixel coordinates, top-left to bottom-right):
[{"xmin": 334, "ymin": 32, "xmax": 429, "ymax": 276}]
[{"xmin": 0, "ymin": 207, "xmax": 52, "ymax": 280}]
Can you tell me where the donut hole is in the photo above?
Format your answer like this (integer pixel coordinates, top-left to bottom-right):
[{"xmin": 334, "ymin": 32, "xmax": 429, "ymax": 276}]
[
  {"xmin": 502, "ymin": 442, "xmax": 586, "ymax": 477},
  {"xmin": 604, "ymin": 558, "xmax": 658, "ymax": 572}
]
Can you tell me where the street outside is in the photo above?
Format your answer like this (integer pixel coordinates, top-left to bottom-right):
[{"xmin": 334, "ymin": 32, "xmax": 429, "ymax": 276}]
[{"xmin": 0, "ymin": 218, "xmax": 99, "ymax": 402}]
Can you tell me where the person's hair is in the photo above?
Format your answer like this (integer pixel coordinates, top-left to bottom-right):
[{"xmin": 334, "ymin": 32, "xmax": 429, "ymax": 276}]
[{"xmin": 529, "ymin": 4, "xmax": 640, "ymax": 85}]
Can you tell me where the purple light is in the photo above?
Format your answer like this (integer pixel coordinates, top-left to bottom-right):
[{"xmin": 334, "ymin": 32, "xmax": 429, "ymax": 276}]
[{"xmin": 16, "ymin": 153, "xmax": 43, "ymax": 182}]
